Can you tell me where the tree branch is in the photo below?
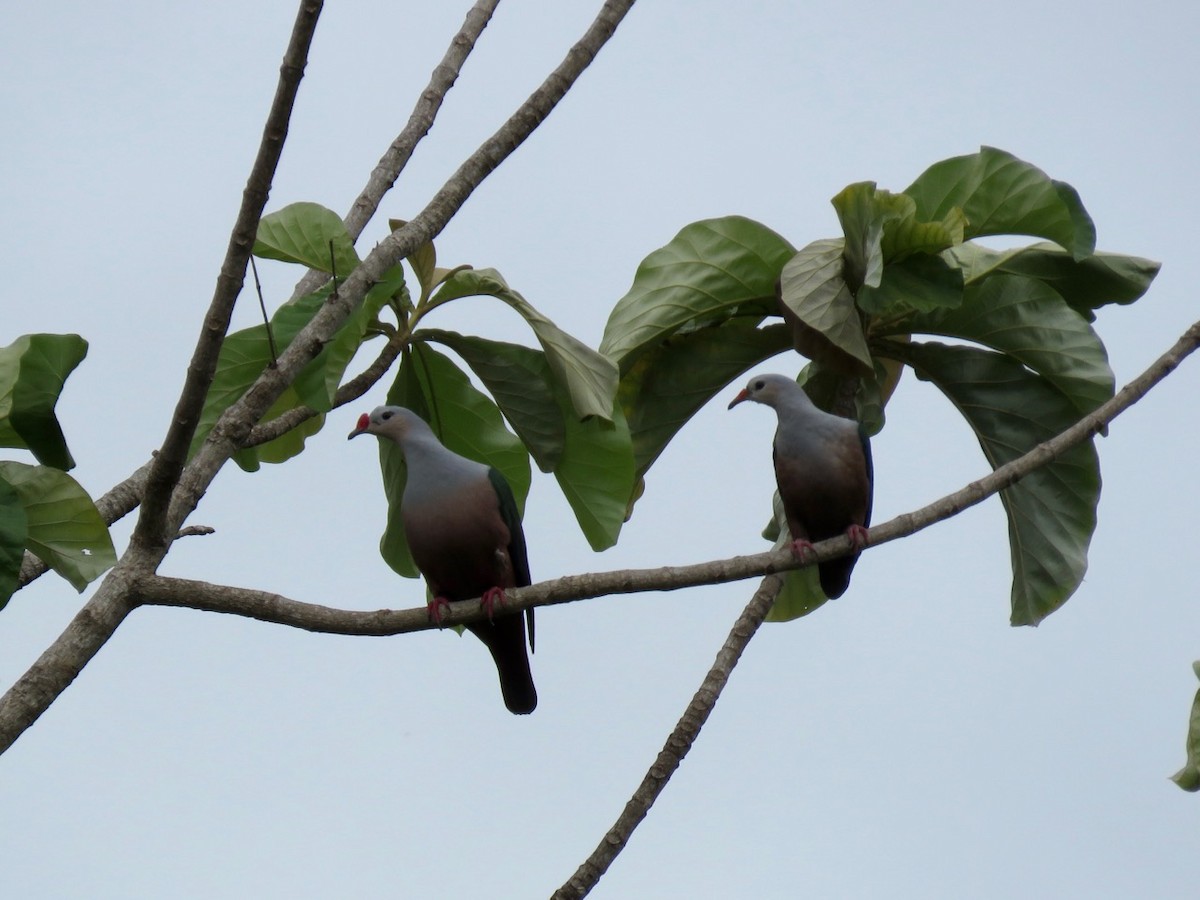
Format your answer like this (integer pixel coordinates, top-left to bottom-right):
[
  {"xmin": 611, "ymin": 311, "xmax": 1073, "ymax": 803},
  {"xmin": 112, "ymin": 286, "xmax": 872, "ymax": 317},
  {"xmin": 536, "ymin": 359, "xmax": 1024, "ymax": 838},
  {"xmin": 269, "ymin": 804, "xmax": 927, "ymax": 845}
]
[
  {"xmin": 0, "ymin": 0, "xmax": 638, "ymax": 756},
  {"xmin": 130, "ymin": 0, "xmax": 324, "ymax": 561},
  {"xmin": 128, "ymin": 318, "xmax": 1200, "ymax": 636},
  {"xmin": 289, "ymin": 0, "xmax": 501, "ymax": 300},
  {"xmin": 15, "ymin": 0, "xmax": 495, "ymax": 587},
  {"xmin": 164, "ymin": 0, "xmax": 638, "ymax": 543},
  {"xmin": 553, "ymin": 575, "xmax": 783, "ymax": 899}
]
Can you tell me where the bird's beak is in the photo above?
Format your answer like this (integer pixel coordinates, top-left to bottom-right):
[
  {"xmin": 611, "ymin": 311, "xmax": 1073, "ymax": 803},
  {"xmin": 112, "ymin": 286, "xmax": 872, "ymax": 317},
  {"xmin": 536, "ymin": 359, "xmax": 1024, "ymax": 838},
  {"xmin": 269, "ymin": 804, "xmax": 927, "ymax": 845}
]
[
  {"xmin": 727, "ymin": 389, "xmax": 749, "ymax": 410},
  {"xmin": 347, "ymin": 412, "xmax": 371, "ymax": 440}
]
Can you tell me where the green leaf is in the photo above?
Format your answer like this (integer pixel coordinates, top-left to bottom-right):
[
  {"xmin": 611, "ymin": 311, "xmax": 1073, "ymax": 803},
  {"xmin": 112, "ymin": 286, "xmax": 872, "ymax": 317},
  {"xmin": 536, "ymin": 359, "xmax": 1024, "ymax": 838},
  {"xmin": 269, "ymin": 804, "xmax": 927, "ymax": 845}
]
[
  {"xmin": 292, "ymin": 265, "xmax": 406, "ymax": 413},
  {"xmin": 431, "ymin": 268, "xmax": 617, "ymax": 421},
  {"xmin": 778, "ymin": 239, "xmax": 873, "ymax": 376},
  {"xmin": 374, "ymin": 345, "xmax": 532, "ymax": 579},
  {"xmin": 902, "ymin": 342, "xmax": 1099, "ymax": 625},
  {"xmin": 0, "ymin": 334, "xmax": 89, "ymax": 470},
  {"xmin": 195, "ymin": 268, "xmax": 404, "ymax": 470},
  {"xmin": 946, "ymin": 242, "xmax": 1160, "ymax": 321},
  {"xmin": 552, "ymin": 394, "xmax": 635, "ymax": 551},
  {"xmin": 418, "ymin": 329, "xmax": 566, "ymax": 472},
  {"xmin": 254, "ymin": 201, "xmax": 361, "ymax": 276},
  {"xmin": 831, "ymin": 182, "xmax": 909, "ymax": 291},
  {"xmin": 904, "ymin": 147, "xmax": 1096, "ymax": 260},
  {"xmin": 619, "ymin": 320, "xmax": 791, "ymax": 481},
  {"xmin": 388, "ymin": 218, "xmax": 437, "ymax": 297},
  {"xmin": 881, "ymin": 207, "xmax": 967, "ymax": 262},
  {"xmin": 1171, "ymin": 661, "xmax": 1200, "ymax": 792},
  {"xmin": 0, "ymin": 475, "xmax": 29, "ymax": 609},
  {"xmin": 900, "ymin": 273, "xmax": 1114, "ymax": 415},
  {"xmin": 600, "ymin": 216, "xmax": 795, "ymax": 367},
  {"xmin": 858, "ymin": 252, "xmax": 964, "ymax": 316},
  {"xmin": 765, "ymin": 492, "xmax": 829, "ymax": 622},
  {"xmin": 0, "ymin": 461, "xmax": 116, "ymax": 592}
]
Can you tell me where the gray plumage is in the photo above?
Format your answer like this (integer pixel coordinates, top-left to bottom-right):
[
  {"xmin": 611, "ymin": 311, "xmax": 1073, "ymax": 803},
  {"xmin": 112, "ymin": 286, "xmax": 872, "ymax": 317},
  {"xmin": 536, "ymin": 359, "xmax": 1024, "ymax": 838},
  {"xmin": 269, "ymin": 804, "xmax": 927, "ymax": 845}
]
[
  {"xmin": 728, "ymin": 374, "xmax": 872, "ymax": 599},
  {"xmin": 348, "ymin": 405, "xmax": 536, "ymax": 714}
]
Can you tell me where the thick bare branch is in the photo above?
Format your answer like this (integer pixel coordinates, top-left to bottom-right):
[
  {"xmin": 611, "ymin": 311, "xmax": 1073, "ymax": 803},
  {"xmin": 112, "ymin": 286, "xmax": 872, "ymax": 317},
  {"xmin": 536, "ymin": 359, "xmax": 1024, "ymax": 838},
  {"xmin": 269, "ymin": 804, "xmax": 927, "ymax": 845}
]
[
  {"xmin": 0, "ymin": 0, "xmax": 638, "ymax": 756},
  {"xmin": 131, "ymin": 1, "xmax": 324, "ymax": 560},
  {"xmin": 129, "ymin": 318, "xmax": 1200, "ymax": 635}
]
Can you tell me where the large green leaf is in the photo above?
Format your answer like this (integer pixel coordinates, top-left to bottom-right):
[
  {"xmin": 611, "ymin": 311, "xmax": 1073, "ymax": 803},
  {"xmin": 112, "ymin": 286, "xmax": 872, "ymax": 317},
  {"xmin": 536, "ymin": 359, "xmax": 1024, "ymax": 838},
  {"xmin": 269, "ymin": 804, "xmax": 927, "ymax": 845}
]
[
  {"xmin": 0, "ymin": 461, "xmax": 116, "ymax": 592},
  {"xmin": 374, "ymin": 345, "xmax": 532, "ymax": 579},
  {"xmin": 857, "ymin": 252, "xmax": 964, "ymax": 316},
  {"xmin": 778, "ymin": 238, "xmax": 873, "ymax": 375},
  {"xmin": 1171, "ymin": 661, "xmax": 1200, "ymax": 792},
  {"xmin": 0, "ymin": 475, "xmax": 28, "ymax": 609},
  {"xmin": 901, "ymin": 342, "xmax": 1099, "ymax": 625},
  {"xmin": 418, "ymin": 329, "xmax": 566, "ymax": 472},
  {"xmin": 0, "ymin": 334, "xmax": 88, "ymax": 470},
  {"xmin": 552, "ymin": 394, "xmax": 635, "ymax": 551},
  {"xmin": 619, "ymin": 320, "xmax": 791, "ymax": 480},
  {"xmin": 831, "ymin": 182, "xmax": 909, "ymax": 291},
  {"xmin": 430, "ymin": 268, "xmax": 617, "ymax": 421},
  {"xmin": 254, "ymin": 202, "xmax": 361, "ymax": 276},
  {"xmin": 194, "ymin": 268, "xmax": 404, "ymax": 470},
  {"xmin": 898, "ymin": 274, "xmax": 1114, "ymax": 416},
  {"xmin": 764, "ymin": 492, "xmax": 829, "ymax": 622},
  {"xmin": 904, "ymin": 147, "xmax": 1096, "ymax": 260},
  {"xmin": 600, "ymin": 216, "xmax": 795, "ymax": 368},
  {"xmin": 946, "ymin": 242, "xmax": 1160, "ymax": 321}
]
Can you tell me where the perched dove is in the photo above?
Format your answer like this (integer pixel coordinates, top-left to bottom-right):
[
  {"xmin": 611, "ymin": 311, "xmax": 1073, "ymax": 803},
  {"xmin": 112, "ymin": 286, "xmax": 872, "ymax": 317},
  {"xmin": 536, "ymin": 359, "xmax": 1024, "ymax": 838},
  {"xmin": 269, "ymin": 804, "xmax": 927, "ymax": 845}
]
[
  {"xmin": 728, "ymin": 374, "xmax": 872, "ymax": 598},
  {"xmin": 349, "ymin": 406, "xmax": 536, "ymax": 714}
]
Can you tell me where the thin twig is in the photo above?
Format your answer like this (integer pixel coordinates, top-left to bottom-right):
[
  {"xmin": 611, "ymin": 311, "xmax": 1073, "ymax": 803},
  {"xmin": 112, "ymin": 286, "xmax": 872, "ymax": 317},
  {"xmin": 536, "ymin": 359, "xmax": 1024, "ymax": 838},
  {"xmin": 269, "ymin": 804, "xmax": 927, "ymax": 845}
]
[{"xmin": 250, "ymin": 255, "xmax": 279, "ymax": 367}]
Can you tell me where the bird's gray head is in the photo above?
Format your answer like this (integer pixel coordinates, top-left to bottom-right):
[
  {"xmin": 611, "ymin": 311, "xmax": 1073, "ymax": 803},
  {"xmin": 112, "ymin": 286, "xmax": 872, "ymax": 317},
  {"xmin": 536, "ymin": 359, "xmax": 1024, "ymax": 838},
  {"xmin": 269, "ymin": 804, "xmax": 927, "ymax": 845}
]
[
  {"xmin": 346, "ymin": 405, "xmax": 426, "ymax": 442},
  {"xmin": 727, "ymin": 373, "xmax": 804, "ymax": 410}
]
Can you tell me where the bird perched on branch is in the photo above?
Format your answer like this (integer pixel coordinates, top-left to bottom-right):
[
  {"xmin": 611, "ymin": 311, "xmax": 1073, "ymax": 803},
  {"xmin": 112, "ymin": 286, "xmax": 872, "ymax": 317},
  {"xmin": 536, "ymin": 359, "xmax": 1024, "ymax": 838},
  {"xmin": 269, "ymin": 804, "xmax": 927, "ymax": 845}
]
[
  {"xmin": 349, "ymin": 406, "xmax": 536, "ymax": 714},
  {"xmin": 728, "ymin": 374, "xmax": 872, "ymax": 599}
]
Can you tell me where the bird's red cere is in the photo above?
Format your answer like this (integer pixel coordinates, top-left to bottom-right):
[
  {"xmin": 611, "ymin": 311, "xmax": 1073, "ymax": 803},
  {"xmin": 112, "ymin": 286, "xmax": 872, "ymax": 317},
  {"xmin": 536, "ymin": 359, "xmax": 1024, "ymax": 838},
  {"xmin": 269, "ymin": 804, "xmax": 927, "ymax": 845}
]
[{"xmin": 356, "ymin": 412, "xmax": 370, "ymax": 431}]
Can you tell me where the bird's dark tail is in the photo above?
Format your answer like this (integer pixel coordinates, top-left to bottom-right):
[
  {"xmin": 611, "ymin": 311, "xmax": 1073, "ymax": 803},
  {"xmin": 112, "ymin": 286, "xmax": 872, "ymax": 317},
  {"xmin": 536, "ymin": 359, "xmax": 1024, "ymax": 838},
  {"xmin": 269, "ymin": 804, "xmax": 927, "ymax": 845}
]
[
  {"xmin": 468, "ymin": 615, "xmax": 537, "ymax": 715},
  {"xmin": 819, "ymin": 555, "xmax": 858, "ymax": 601}
]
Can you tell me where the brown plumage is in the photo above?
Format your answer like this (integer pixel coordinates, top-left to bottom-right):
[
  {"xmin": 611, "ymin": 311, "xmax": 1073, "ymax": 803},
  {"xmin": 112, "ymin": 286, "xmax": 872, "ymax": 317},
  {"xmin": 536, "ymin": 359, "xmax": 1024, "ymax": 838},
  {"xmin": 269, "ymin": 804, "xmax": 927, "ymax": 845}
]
[
  {"xmin": 349, "ymin": 406, "xmax": 536, "ymax": 714},
  {"xmin": 729, "ymin": 374, "xmax": 872, "ymax": 599}
]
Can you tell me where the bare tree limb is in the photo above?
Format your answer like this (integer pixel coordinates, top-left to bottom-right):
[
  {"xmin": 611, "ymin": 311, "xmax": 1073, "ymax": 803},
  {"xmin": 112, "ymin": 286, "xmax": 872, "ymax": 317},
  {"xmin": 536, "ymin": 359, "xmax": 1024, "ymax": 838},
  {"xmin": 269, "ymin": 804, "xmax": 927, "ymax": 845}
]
[
  {"xmin": 15, "ymin": 0, "xmax": 495, "ymax": 587},
  {"xmin": 290, "ymin": 0, "xmax": 501, "ymax": 299},
  {"xmin": 127, "ymin": 318, "xmax": 1200, "ymax": 635},
  {"xmin": 130, "ymin": 0, "xmax": 324, "ymax": 561},
  {"xmin": 0, "ymin": 0, "xmax": 638, "ymax": 756},
  {"xmin": 552, "ymin": 575, "xmax": 784, "ymax": 900}
]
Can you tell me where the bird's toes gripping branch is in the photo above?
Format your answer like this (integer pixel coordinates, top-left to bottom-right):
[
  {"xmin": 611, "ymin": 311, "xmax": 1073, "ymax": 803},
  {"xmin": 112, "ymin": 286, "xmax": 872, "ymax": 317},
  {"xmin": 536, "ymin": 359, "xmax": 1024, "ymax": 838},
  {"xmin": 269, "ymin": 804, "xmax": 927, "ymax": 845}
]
[
  {"xmin": 846, "ymin": 524, "xmax": 869, "ymax": 550},
  {"xmin": 427, "ymin": 596, "xmax": 452, "ymax": 628},
  {"xmin": 788, "ymin": 539, "xmax": 817, "ymax": 562},
  {"xmin": 480, "ymin": 586, "xmax": 507, "ymax": 622}
]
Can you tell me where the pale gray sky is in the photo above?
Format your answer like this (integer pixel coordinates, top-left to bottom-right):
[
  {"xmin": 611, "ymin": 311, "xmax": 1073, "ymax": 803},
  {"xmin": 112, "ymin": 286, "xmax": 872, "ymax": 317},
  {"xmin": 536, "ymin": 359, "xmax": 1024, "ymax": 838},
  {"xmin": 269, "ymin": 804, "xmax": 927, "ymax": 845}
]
[{"xmin": 2, "ymin": 1, "xmax": 1199, "ymax": 897}]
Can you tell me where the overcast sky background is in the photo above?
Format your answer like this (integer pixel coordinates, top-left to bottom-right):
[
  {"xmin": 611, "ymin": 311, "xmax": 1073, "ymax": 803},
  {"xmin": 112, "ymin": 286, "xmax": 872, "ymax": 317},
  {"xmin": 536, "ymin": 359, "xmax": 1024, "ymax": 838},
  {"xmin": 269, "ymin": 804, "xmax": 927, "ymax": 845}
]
[{"xmin": 3, "ymin": 1, "xmax": 1199, "ymax": 897}]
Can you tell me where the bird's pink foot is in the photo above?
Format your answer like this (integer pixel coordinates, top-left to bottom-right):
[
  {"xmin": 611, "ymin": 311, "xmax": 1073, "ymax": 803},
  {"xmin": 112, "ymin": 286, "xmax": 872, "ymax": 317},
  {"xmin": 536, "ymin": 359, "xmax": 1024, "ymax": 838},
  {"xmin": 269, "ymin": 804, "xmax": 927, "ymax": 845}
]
[
  {"xmin": 846, "ymin": 524, "xmax": 869, "ymax": 550},
  {"xmin": 480, "ymin": 586, "xmax": 507, "ymax": 622},
  {"xmin": 427, "ymin": 596, "xmax": 451, "ymax": 627},
  {"xmin": 789, "ymin": 539, "xmax": 816, "ymax": 561}
]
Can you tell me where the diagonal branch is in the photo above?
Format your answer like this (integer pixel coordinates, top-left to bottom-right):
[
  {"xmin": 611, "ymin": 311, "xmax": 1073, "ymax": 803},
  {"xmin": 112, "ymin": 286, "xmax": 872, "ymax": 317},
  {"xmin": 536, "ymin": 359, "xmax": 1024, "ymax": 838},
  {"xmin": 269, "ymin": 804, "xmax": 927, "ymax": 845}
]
[
  {"xmin": 130, "ymin": 317, "xmax": 1200, "ymax": 636},
  {"xmin": 15, "ymin": 1, "xmax": 496, "ymax": 589},
  {"xmin": 552, "ymin": 575, "xmax": 784, "ymax": 899},
  {"xmin": 0, "ymin": 0, "xmax": 638, "ymax": 757},
  {"xmin": 130, "ymin": 0, "xmax": 324, "ymax": 561},
  {"xmin": 163, "ymin": 0, "xmax": 639, "ymax": 542},
  {"xmin": 290, "ymin": 0, "xmax": 501, "ymax": 300}
]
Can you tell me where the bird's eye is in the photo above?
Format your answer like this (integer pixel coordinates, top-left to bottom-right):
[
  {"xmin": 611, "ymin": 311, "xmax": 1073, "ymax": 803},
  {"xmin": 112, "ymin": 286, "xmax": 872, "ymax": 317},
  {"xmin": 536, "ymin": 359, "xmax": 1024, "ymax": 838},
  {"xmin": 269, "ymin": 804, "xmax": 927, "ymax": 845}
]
[
  {"xmin": 381, "ymin": 410, "xmax": 393, "ymax": 421},
  {"xmin": 754, "ymin": 380, "xmax": 765, "ymax": 390}
]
